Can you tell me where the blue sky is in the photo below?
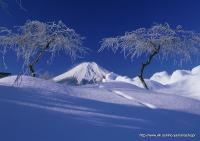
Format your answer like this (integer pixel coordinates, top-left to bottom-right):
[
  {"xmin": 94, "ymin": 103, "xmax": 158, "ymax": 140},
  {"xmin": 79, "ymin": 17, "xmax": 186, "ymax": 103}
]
[{"xmin": 0, "ymin": 0, "xmax": 200, "ymax": 77}]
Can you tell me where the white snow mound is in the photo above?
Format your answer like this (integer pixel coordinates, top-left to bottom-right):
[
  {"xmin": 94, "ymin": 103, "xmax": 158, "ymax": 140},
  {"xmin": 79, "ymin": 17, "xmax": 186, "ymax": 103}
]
[{"xmin": 150, "ymin": 71, "xmax": 171, "ymax": 85}]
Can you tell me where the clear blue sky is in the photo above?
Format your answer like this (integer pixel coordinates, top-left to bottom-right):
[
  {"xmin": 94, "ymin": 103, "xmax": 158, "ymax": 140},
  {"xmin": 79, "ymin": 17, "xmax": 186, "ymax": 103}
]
[{"xmin": 0, "ymin": 0, "xmax": 200, "ymax": 78}]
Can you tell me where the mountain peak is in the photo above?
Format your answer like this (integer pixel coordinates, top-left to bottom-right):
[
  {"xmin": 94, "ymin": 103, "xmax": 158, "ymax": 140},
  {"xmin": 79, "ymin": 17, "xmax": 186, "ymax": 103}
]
[{"xmin": 53, "ymin": 62, "xmax": 109, "ymax": 85}]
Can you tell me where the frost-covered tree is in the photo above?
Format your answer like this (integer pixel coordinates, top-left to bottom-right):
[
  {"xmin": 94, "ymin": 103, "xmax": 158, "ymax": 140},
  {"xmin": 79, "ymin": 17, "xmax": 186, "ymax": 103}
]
[
  {"xmin": 0, "ymin": 20, "xmax": 87, "ymax": 77},
  {"xmin": 99, "ymin": 23, "xmax": 200, "ymax": 89}
]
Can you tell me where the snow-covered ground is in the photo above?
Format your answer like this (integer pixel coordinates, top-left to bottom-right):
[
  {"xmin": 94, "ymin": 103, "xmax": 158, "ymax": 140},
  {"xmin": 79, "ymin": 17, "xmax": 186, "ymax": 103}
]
[{"xmin": 0, "ymin": 73, "xmax": 200, "ymax": 141}]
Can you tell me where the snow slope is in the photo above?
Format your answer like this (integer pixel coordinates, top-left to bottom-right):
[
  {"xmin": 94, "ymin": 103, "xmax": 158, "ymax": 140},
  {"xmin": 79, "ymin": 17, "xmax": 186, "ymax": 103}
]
[{"xmin": 0, "ymin": 76, "xmax": 200, "ymax": 141}]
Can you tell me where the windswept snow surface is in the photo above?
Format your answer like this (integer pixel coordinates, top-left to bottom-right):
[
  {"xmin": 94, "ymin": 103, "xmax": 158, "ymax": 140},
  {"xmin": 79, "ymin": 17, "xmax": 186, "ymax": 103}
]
[{"xmin": 0, "ymin": 76, "xmax": 200, "ymax": 141}]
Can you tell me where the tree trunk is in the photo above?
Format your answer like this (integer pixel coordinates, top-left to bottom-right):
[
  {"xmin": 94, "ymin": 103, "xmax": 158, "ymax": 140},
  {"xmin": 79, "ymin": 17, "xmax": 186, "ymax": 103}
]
[
  {"xmin": 28, "ymin": 40, "xmax": 52, "ymax": 77},
  {"xmin": 138, "ymin": 46, "xmax": 160, "ymax": 89},
  {"xmin": 29, "ymin": 64, "xmax": 36, "ymax": 77}
]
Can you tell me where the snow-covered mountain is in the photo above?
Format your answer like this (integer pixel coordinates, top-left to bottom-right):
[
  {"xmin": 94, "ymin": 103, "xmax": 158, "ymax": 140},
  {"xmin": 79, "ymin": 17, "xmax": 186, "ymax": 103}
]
[
  {"xmin": 52, "ymin": 62, "xmax": 139, "ymax": 86},
  {"xmin": 52, "ymin": 61, "xmax": 200, "ymax": 101},
  {"xmin": 53, "ymin": 62, "xmax": 109, "ymax": 85},
  {"xmin": 52, "ymin": 62, "xmax": 200, "ymax": 100},
  {"xmin": 52, "ymin": 62, "xmax": 168, "ymax": 94},
  {"xmin": 52, "ymin": 62, "xmax": 165, "ymax": 89}
]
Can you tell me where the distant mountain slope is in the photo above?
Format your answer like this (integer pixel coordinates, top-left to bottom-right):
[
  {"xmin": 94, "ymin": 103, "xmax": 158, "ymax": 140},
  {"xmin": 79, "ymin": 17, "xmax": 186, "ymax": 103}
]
[
  {"xmin": 53, "ymin": 62, "xmax": 109, "ymax": 85},
  {"xmin": 52, "ymin": 62, "xmax": 166, "ymax": 89}
]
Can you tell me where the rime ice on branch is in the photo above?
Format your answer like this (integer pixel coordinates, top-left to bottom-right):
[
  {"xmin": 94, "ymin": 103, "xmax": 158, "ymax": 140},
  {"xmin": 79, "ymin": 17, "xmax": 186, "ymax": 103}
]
[
  {"xmin": 99, "ymin": 23, "xmax": 200, "ymax": 89},
  {"xmin": 0, "ymin": 20, "xmax": 87, "ymax": 77}
]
